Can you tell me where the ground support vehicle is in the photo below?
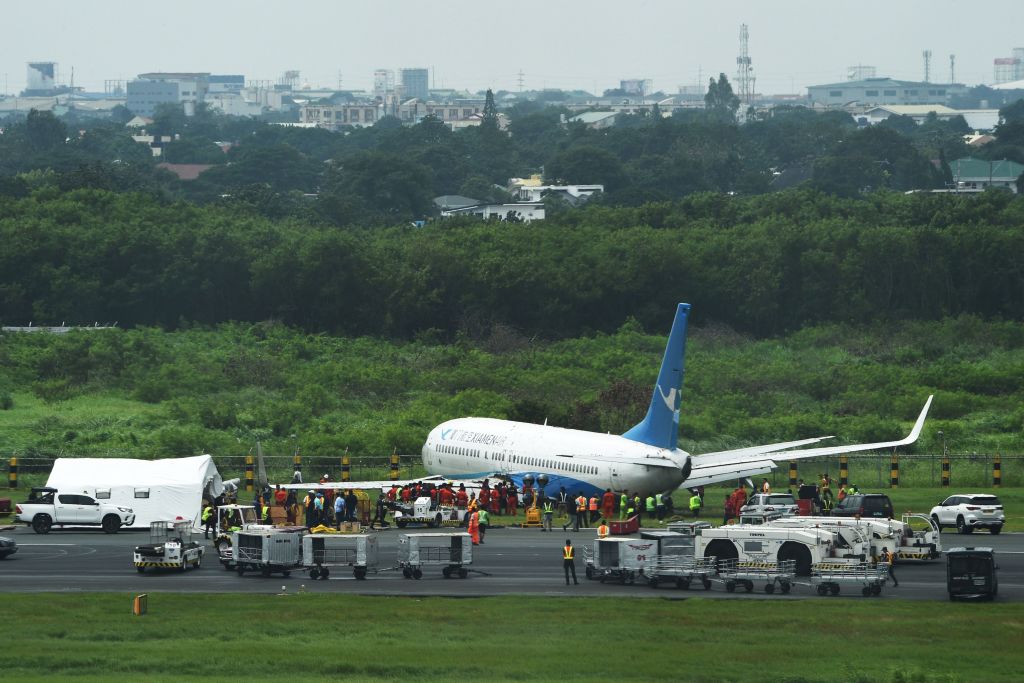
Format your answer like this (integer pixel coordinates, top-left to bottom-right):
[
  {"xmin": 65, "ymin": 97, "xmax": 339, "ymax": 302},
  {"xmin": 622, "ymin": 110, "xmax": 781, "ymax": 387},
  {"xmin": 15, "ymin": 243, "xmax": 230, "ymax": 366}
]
[
  {"xmin": 717, "ymin": 558, "xmax": 796, "ymax": 594},
  {"xmin": 664, "ymin": 521, "xmax": 711, "ymax": 537},
  {"xmin": 946, "ymin": 547, "xmax": 998, "ymax": 600},
  {"xmin": 810, "ymin": 561, "xmax": 888, "ymax": 597},
  {"xmin": 302, "ymin": 533, "xmax": 378, "ymax": 580},
  {"xmin": 391, "ymin": 497, "xmax": 466, "ymax": 528},
  {"xmin": 232, "ymin": 528, "xmax": 305, "ymax": 577},
  {"xmin": 761, "ymin": 516, "xmax": 896, "ymax": 563},
  {"xmin": 695, "ymin": 525, "xmax": 837, "ymax": 577},
  {"xmin": 739, "ymin": 493, "xmax": 799, "ymax": 517},
  {"xmin": 134, "ymin": 520, "xmax": 204, "ymax": 573},
  {"xmin": 647, "ymin": 555, "xmax": 717, "ymax": 590},
  {"xmin": 16, "ymin": 487, "xmax": 134, "ymax": 534},
  {"xmin": 641, "ymin": 530, "xmax": 699, "ymax": 557},
  {"xmin": 397, "ymin": 532, "xmax": 473, "ymax": 579},
  {"xmin": 585, "ymin": 537, "xmax": 658, "ymax": 584},
  {"xmin": 897, "ymin": 514, "xmax": 941, "ymax": 561},
  {"xmin": 213, "ymin": 504, "xmax": 274, "ymax": 568}
]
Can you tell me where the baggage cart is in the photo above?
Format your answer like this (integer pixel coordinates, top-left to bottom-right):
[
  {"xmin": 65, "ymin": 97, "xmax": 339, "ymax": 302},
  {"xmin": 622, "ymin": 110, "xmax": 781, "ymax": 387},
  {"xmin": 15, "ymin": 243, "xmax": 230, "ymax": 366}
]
[
  {"xmin": 586, "ymin": 537, "xmax": 657, "ymax": 584},
  {"xmin": 718, "ymin": 558, "xmax": 796, "ymax": 594},
  {"xmin": 810, "ymin": 561, "xmax": 888, "ymax": 597},
  {"xmin": 397, "ymin": 532, "xmax": 473, "ymax": 579},
  {"xmin": 641, "ymin": 529, "xmax": 697, "ymax": 557},
  {"xmin": 232, "ymin": 528, "xmax": 304, "ymax": 578},
  {"xmin": 647, "ymin": 555, "xmax": 717, "ymax": 590},
  {"xmin": 134, "ymin": 520, "xmax": 204, "ymax": 573},
  {"xmin": 608, "ymin": 515, "xmax": 639, "ymax": 535},
  {"xmin": 302, "ymin": 533, "xmax": 378, "ymax": 580},
  {"xmin": 665, "ymin": 521, "xmax": 711, "ymax": 535}
]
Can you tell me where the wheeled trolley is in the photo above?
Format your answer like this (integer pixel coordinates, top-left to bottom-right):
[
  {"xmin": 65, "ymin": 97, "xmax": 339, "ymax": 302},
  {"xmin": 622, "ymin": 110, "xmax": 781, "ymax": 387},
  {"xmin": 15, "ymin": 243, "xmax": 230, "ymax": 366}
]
[
  {"xmin": 397, "ymin": 532, "xmax": 472, "ymax": 579},
  {"xmin": 585, "ymin": 537, "xmax": 658, "ymax": 584},
  {"xmin": 302, "ymin": 533, "xmax": 378, "ymax": 580},
  {"xmin": 647, "ymin": 555, "xmax": 717, "ymax": 590},
  {"xmin": 134, "ymin": 520, "xmax": 204, "ymax": 573},
  {"xmin": 718, "ymin": 559, "xmax": 796, "ymax": 594},
  {"xmin": 232, "ymin": 528, "xmax": 304, "ymax": 578},
  {"xmin": 810, "ymin": 561, "xmax": 888, "ymax": 597}
]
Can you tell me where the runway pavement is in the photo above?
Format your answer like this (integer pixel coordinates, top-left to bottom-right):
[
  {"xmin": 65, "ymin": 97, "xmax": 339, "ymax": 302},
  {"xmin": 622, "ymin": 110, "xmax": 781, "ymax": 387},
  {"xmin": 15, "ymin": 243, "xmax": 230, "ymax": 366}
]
[{"xmin": 2, "ymin": 522, "xmax": 1021, "ymax": 601}]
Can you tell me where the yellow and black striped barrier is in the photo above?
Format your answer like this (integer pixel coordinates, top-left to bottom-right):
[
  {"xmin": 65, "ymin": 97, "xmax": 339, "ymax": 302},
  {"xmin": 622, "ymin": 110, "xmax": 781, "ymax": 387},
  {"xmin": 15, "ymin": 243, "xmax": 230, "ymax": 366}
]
[
  {"xmin": 390, "ymin": 451, "xmax": 400, "ymax": 480},
  {"xmin": 839, "ymin": 455, "xmax": 848, "ymax": 486},
  {"xmin": 134, "ymin": 561, "xmax": 182, "ymax": 568},
  {"xmin": 994, "ymin": 455, "xmax": 1001, "ymax": 488},
  {"xmin": 341, "ymin": 450, "xmax": 351, "ymax": 483},
  {"xmin": 890, "ymin": 452, "xmax": 899, "ymax": 488},
  {"xmin": 7, "ymin": 457, "xmax": 16, "ymax": 489},
  {"xmin": 942, "ymin": 456, "xmax": 950, "ymax": 487},
  {"xmin": 788, "ymin": 461, "xmax": 797, "ymax": 486},
  {"xmin": 244, "ymin": 455, "xmax": 254, "ymax": 492},
  {"xmin": 736, "ymin": 561, "xmax": 778, "ymax": 569}
]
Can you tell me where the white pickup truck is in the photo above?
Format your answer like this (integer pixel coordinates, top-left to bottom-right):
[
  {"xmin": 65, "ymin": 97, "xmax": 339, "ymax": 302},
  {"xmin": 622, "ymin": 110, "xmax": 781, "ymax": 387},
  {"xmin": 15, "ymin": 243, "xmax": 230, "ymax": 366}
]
[{"xmin": 16, "ymin": 487, "xmax": 135, "ymax": 534}]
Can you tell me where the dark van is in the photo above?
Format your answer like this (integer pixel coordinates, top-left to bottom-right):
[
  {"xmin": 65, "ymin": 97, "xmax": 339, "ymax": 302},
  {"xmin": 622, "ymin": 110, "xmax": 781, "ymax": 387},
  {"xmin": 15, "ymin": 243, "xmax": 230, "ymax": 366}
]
[{"xmin": 947, "ymin": 547, "xmax": 998, "ymax": 600}]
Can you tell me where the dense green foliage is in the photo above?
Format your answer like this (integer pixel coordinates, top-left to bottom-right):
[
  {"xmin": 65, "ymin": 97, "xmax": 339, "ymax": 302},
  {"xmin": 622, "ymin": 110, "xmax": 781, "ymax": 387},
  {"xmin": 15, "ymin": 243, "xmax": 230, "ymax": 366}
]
[
  {"xmin": 2, "ymin": 188, "xmax": 1024, "ymax": 337},
  {"xmin": 2, "ymin": 317, "xmax": 1022, "ymax": 460},
  {"xmin": 1, "ymin": 593, "xmax": 1017, "ymax": 682}
]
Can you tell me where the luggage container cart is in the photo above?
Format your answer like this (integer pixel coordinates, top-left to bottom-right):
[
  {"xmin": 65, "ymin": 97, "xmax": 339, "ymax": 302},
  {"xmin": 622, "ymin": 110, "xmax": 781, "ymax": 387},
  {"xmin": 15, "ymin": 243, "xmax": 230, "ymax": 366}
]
[
  {"xmin": 397, "ymin": 532, "xmax": 473, "ymax": 579},
  {"xmin": 647, "ymin": 555, "xmax": 717, "ymax": 590},
  {"xmin": 302, "ymin": 533, "xmax": 378, "ymax": 580},
  {"xmin": 232, "ymin": 528, "xmax": 304, "ymax": 578},
  {"xmin": 718, "ymin": 559, "xmax": 796, "ymax": 594},
  {"xmin": 810, "ymin": 561, "xmax": 888, "ymax": 597},
  {"xmin": 586, "ymin": 537, "xmax": 658, "ymax": 584}
]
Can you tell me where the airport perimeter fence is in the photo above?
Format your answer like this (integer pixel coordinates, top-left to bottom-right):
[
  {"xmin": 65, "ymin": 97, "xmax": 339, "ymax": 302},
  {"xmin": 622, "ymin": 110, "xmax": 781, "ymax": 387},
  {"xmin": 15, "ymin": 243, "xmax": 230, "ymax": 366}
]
[{"xmin": 5, "ymin": 450, "xmax": 1023, "ymax": 491}]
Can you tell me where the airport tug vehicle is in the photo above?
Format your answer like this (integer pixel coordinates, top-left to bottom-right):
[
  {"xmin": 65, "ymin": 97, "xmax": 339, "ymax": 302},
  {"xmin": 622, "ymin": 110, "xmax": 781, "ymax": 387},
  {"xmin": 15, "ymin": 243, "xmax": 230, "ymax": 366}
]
[{"xmin": 134, "ymin": 520, "xmax": 204, "ymax": 572}]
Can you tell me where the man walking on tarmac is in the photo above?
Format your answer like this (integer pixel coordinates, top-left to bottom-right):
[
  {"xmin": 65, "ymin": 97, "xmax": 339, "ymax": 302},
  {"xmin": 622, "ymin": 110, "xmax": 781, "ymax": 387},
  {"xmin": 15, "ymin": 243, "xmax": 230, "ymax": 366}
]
[
  {"xmin": 542, "ymin": 498, "xmax": 554, "ymax": 532},
  {"xmin": 202, "ymin": 502, "xmax": 215, "ymax": 539},
  {"xmin": 563, "ymin": 539, "xmax": 579, "ymax": 585},
  {"xmin": 882, "ymin": 548, "xmax": 899, "ymax": 586}
]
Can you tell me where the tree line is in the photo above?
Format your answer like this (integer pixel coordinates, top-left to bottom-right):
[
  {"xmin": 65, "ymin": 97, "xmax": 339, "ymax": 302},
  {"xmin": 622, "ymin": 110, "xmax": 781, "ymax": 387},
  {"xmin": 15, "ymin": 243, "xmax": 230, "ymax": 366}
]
[{"xmin": 2, "ymin": 187, "xmax": 1023, "ymax": 338}]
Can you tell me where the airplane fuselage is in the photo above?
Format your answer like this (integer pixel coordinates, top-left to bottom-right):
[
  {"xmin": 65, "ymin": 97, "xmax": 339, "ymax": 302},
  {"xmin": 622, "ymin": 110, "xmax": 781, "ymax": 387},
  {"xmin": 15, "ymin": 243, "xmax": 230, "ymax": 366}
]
[{"xmin": 422, "ymin": 417, "xmax": 690, "ymax": 499}]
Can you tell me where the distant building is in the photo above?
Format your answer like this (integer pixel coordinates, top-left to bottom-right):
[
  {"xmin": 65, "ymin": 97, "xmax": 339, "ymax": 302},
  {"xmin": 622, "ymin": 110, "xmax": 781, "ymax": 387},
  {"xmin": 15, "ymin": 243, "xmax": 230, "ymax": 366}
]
[
  {"xmin": 860, "ymin": 105, "xmax": 1000, "ymax": 132},
  {"xmin": 567, "ymin": 111, "xmax": 618, "ymax": 129},
  {"xmin": 950, "ymin": 157, "xmax": 1024, "ymax": 193},
  {"xmin": 993, "ymin": 49, "xmax": 1024, "ymax": 84},
  {"xmin": 806, "ymin": 77, "xmax": 967, "ymax": 107},
  {"xmin": 400, "ymin": 68, "xmax": 429, "ymax": 100},
  {"xmin": 620, "ymin": 79, "xmax": 653, "ymax": 96},
  {"xmin": 508, "ymin": 175, "xmax": 603, "ymax": 204},
  {"xmin": 440, "ymin": 202, "xmax": 545, "ymax": 222},
  {"xmin": 127, "ymin": 72, "xmax": 210, "ymax": 116},
  {"xmin": 208, "ymin": 75, "xmax": 244, "ymax": 94},
  {"xmin": 373, "ymin": 69, "xmax": 395, "ymax": 100}
]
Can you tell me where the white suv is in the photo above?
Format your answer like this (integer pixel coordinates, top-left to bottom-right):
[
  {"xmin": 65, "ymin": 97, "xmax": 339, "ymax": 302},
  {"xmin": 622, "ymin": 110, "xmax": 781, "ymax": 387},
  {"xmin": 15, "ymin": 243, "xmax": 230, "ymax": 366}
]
[{"xmin": 930, "ymin": 494, "xmax": 1004, "ymax": 535}]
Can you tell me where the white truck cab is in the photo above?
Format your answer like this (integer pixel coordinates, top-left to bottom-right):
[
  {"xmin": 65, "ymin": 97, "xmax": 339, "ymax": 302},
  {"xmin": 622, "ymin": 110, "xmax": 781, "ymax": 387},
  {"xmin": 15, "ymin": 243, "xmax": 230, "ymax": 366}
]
[{"xmin": 16, "ymin": 487, "xmax": 135, "ymax": 534}]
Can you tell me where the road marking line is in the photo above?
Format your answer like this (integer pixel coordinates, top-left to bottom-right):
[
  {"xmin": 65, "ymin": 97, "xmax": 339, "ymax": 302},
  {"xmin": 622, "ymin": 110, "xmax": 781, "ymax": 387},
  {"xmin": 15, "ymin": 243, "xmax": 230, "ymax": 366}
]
[{"xmin": 15, "ymin": 544, "xmax": 78, "ymax": 546}]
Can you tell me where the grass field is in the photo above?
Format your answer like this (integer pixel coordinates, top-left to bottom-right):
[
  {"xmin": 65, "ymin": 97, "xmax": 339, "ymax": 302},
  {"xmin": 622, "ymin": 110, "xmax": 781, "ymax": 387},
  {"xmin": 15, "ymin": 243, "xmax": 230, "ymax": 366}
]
[{"xmin": 0, "ymin": 593, "xmax": 1017, "ymax": 682}]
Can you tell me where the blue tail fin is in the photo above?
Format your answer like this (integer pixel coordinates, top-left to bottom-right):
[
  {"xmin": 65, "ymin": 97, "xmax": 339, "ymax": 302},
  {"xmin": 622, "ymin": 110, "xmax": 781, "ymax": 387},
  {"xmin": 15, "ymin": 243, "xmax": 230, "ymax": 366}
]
[{"xmin": 621, "ymin": 303, "xmax": 690, "ymax": 449}]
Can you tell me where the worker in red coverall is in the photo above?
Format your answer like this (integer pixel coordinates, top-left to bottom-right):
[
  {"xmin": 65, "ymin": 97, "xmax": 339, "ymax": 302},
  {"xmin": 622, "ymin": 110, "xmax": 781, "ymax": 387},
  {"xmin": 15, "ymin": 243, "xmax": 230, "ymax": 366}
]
[
  {"xmin": 479, "ymin": 487, "xmax": 490, "ymax": 510},
  {"xmin": 506, "ymin": 487, "xmax": 518, "ymax": 517},
  {"xmin": 601, "ymin": 489, "xmax": 616, "ymax": 521},
  {"xmin": 456, "ymin": 485, "xmax": 469, "ymax": 509}
]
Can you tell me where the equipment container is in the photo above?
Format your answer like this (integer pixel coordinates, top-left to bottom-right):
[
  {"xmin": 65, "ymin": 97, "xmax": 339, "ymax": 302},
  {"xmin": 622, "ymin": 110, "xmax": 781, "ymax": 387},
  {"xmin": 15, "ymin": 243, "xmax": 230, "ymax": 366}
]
[
  {"xmin": 232, "ymin": 528, "xmax": 304, "ymax": 577},
  {"xmin": 946, "ymin": 547, "xmax": 998, "ymax": 600},
  {"xmin": 397, "ymin": 532, "xmax": 472, "ymax": 579}
]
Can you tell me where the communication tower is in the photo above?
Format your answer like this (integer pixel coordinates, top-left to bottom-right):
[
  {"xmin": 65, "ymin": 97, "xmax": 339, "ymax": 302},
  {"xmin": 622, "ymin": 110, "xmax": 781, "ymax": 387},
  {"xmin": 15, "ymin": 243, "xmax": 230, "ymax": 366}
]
[
  {"xmin": 736, "ymin": 24, "xmax": 754, "ymax": 104},
  {"xmin": 923, "ymin": 50, "xmax": 932, "ymax": 83},
  {"xmin": 949, "ymin": 54, "xmax": 956, "ymax": 83}
]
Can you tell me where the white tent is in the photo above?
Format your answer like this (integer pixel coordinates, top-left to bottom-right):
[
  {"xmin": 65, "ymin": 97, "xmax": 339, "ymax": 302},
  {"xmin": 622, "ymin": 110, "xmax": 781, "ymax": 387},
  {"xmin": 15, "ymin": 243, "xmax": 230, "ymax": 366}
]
[{"xmin": 46, "ymin": 455, "xmax": 224, "ymax": 528}]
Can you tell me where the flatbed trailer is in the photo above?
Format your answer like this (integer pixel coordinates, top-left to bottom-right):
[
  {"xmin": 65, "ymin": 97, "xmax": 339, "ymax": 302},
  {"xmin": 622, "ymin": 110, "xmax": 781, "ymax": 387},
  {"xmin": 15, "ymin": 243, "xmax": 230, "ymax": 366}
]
[
  {"xmin": 717, "ymin": 558, "xmax": 796, "ymax": 594},
  {"xmin": 810, "ymin": 561, "xmax": 889, "ymax": 597},
  {"xmin": 647, "ymin": 555, "xmax": 717, "ymax": 590}
]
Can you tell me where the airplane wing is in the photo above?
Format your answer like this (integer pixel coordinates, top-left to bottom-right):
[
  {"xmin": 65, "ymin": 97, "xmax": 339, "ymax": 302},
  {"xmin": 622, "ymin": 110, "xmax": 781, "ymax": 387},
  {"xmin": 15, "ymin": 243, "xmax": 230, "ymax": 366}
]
[
  {"xmin": 277, "ymin": 475, "xmax": 467, "ymax": 492},
  {"xmin": 553, "ymin": 453, "xmax": 682, "ymax": 470},
  {"xmin": 687, "ymin": 395, "xmax": 933, "ymax": 488}
]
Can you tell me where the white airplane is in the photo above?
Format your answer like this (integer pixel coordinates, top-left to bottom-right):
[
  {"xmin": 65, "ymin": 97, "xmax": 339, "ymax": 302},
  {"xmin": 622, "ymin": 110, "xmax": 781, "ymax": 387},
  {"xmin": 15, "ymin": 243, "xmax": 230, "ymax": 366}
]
[{"xmin": 419, "ymin": 303, "xmax": 933, "ymax": 499}]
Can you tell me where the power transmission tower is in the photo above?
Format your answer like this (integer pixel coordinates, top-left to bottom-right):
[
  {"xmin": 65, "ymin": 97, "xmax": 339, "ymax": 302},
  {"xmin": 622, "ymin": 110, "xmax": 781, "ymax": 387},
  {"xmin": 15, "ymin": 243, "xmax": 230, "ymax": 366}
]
[{"xmin": 736, "ymin": 24, "xmax": 754, "ymax": 104}]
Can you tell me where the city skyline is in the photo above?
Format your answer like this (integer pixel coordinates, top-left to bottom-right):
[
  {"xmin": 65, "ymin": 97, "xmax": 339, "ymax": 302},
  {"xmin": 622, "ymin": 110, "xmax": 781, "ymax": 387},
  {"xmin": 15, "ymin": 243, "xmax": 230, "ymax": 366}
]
[{"xmin": 2, "ymin": 0, "xmax": 1023, "ymax": 97}]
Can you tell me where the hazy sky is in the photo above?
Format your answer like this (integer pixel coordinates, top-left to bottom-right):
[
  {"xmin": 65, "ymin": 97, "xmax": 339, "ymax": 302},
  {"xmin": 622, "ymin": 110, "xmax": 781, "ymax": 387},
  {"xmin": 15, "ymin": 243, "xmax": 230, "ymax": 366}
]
[{"xmin": 3, "ymin": 1, "xmax": 1023, "ymax": 96}]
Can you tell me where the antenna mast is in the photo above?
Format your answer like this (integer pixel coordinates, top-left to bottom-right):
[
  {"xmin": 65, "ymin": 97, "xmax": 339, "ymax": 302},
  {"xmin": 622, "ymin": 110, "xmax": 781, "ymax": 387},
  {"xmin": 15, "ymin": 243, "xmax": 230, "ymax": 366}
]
[
  {"xmin": 923, "ymin": 50, "xmax": 933, "ymax": 83},
  {"xmin": 736, "ymin": 24, "xmax": 754, "ymax": 104},
  {"xmin": 949, "ymin": 54, "xmax": 956, "ymax": 83}
]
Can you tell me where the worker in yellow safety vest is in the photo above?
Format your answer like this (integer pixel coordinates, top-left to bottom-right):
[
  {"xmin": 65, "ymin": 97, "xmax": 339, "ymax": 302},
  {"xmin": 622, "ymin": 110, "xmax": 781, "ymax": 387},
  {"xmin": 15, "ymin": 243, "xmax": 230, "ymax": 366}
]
[
  {"xmin": 619, "ymin": 492, "xmax": 629, "ymax": 520},
  {"xmin": 202, "ymin": 504, "xmax": 215, "ymax": 538},
  {"xmin": 574, "ymin": 494, "xmax": 587, "ymax": 531},
  {"xmin": 563, "ymin": 540, "xmax": 578, "ymax": 585},
  {"xmin": 688, "ymin": 492, "xmax": 702, "ymax": 518},
  {"xmin": 597, "ymin": 521, "xmax": 609, "ymax": 538}
]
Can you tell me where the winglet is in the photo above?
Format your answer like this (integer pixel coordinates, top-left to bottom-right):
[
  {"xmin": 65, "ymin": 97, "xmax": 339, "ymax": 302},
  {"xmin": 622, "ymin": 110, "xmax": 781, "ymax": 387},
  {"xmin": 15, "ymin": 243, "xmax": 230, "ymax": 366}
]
[
  {"xmin": 622, "ymin": 303, "xmax": 690, "ymax": 449},
  {"xmin": 897, "ymin": 394, "xmax": 933, "ymax": 446}
]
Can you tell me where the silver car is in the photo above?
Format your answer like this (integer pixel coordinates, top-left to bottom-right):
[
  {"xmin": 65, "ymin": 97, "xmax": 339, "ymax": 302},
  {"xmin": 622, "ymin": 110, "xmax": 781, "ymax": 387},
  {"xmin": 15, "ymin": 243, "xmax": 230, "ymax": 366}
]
[{"xmin": 0, "ymin": 535, "xmax": 17, "ymax": 559}]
